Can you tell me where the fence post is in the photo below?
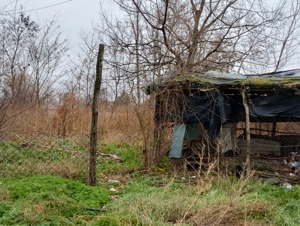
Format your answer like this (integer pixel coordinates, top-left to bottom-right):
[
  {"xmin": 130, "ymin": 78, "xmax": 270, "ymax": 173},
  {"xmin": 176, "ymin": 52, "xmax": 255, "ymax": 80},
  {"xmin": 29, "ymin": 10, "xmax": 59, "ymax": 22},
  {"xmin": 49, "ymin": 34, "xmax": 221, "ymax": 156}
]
[{"xmin": 89, "ymin": 44, "xmax": 104, "ymax": 186}]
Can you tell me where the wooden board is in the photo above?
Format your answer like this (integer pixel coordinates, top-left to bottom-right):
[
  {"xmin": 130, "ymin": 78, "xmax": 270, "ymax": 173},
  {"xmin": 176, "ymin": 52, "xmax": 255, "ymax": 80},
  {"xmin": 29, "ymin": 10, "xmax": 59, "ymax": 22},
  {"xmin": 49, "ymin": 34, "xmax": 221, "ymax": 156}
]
[{"xmin": 237, "ymin": 138, "xmax": 281, "ymax": 156}]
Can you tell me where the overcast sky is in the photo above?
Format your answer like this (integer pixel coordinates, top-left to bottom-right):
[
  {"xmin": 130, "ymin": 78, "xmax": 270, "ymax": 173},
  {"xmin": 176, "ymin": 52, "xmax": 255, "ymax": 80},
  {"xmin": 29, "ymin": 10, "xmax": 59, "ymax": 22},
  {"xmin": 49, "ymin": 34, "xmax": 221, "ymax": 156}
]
[
  {"xmin": 2, "ymin": 0, "xmax": 117, "ymax": 48},
  {"xmin": 2, "ymin": 0, "xmax": 298, "ymax": 71},
  {"xmin": 2, "ymin": 0, "xmax": 279, "ymax": 49}
]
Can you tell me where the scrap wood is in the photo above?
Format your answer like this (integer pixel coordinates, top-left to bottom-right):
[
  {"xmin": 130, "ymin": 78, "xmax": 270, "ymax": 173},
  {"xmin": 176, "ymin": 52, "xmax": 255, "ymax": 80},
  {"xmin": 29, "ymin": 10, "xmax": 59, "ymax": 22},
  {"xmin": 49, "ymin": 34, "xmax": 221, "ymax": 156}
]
[
  {"xmin": 97, "ymin": 152, "xmax": 123, "ymax": 161},
  {"xmin": 253, "ymin": 168, "xmax": 300, "ymax": 185}
]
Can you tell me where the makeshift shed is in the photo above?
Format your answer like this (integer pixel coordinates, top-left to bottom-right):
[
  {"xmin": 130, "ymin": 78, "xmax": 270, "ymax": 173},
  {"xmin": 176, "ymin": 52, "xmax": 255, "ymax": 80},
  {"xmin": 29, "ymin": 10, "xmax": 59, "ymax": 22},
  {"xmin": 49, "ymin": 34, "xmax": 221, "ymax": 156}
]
[{"xmin": 146, "ymin": 69, "xmax": 300, "ymax": 173}]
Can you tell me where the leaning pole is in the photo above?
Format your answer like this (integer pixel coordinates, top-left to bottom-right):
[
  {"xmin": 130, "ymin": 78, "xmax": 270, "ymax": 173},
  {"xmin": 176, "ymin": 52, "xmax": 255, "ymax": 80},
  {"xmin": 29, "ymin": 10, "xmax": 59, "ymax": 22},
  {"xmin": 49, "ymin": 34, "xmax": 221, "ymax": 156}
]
[{"xmin": 89, "ymin": 44, "xmax": 104, "ymax": 186}]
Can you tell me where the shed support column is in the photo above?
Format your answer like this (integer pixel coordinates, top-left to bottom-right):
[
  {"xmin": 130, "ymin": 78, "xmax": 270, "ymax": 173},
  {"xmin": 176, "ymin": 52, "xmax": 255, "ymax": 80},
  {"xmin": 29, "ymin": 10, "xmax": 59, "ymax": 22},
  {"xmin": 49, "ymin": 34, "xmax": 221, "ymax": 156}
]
[
  {"xmin": 241, "ymin": 89, "xmax": 251, "ymax": 171},
  {"xmin": 271, "ymin": 121, "xmax": 276, "ymax": 139},
  {"xmin": 152, "ymin": 94, "xmax": 162, "ymax": 167}
]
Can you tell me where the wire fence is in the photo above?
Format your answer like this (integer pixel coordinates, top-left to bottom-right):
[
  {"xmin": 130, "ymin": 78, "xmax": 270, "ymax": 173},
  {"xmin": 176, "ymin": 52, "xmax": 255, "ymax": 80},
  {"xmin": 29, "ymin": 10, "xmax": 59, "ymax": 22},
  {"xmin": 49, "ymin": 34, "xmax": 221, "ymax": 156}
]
[
  {"xmin": 0, "ymin": 135, "xmax": 89, "ymax": 181},
  {"xmin": 1, "ymin": 92, "xmax": 300, "ymax": 182},
  {"xmin": 0, "ymin": 101, "xmax": 154, "ymax": 183}
]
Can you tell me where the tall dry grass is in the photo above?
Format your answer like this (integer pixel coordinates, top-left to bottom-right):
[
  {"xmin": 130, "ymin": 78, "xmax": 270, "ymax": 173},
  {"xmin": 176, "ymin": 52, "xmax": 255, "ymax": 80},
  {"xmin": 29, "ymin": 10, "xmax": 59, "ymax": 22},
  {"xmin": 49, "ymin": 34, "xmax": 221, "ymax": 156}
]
[
  {"xmin": 0, "ymin": 98, "xmax": 154, "ymax": 146},
  {"xmin": 0, "ymin": 97, "xmax": 155, "ymax": 180}
]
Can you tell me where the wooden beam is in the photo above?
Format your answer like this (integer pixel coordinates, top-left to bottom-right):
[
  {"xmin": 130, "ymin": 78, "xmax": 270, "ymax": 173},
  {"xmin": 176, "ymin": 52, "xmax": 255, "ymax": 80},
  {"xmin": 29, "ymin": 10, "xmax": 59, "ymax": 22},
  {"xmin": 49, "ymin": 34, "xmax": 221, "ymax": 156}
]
[{"xmin": 241, "ymin": 88, "xmax": 251, "ymax": 171}]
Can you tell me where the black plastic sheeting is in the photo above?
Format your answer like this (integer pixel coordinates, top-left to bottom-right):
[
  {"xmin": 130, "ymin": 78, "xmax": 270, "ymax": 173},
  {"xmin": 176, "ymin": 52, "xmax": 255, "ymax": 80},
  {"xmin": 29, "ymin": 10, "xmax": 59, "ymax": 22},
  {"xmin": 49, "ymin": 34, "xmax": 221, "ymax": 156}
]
[
  {"xmin": 250, "ymin": 92, "xmax": 300, "ymax": 118},
  {"xmin": 182, "ymin": 92, "xmax": 300, "ymax": 138},
  {"xmin": 182, "ymin": 93, "xmax": 229, "ymax": 138}
]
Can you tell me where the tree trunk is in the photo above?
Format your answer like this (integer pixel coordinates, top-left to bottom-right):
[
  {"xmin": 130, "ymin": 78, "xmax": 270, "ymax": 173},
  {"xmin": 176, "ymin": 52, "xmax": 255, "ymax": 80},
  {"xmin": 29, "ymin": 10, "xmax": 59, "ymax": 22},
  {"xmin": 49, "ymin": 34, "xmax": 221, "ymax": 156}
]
[{"xmin": 89, "ymin": 44, "xmax": 104, "ymax": 186}]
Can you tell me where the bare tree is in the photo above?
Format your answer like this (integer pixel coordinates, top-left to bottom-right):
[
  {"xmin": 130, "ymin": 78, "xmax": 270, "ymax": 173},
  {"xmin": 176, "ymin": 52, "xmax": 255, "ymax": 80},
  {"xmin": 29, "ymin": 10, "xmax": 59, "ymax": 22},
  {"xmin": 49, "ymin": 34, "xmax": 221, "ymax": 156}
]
[
  {"xmin": 96, "ymin": 1, "xmax": 157, "ymax": 104},
  {"xmin": 271, "ymin": 0, "xmax": 300, "ymax": 71},
  {"xmin": 27, "ymin": 19, "xmax": 68, "ymax": 104},
  {"xmin": 0, "ymin": 6, "xmax": 68, "ymax": 131},
  {"xmin": 97, "ymin": 0, "xmax": 300, "ymax": 79},
  {"xmin": 0, "ymin": 12, "xmax": 38, "ymax": 104},
  {"xmin": 123, "ymin": 0, "xmax": 280, "ymax": 73},
  {"xmin": 68, "ymin": 32, "xmax": 98, "ymax": 106},
  {"xmin": 67, "ymin": 31, "xmax": 112, "ymax": 107},
  {"xmin": 0, "ymin": 12, "xmax": 67, "ymax": 104},
  {"xmin": 91, "ymin": 0, "xmax": 300, "ymax": 169}
]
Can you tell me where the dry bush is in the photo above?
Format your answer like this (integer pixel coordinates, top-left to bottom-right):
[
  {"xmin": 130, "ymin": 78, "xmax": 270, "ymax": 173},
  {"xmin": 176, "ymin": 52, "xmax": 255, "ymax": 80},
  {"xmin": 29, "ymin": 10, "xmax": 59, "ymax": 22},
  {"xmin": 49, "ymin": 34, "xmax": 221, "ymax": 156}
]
[
  {"xmin": 180, "ymin": 170, "xmax": 269, "ymax": 226},
  {"xmin": 186, "ymin": 200, "xmax": 270, "ymax": 226},
  {"xmin": 99, "ymin": 103, "xmax": 153, "ymax": 144},
  {"xmin": 104, "ymin": 171, "xmax": 271, "ymax": 226}
]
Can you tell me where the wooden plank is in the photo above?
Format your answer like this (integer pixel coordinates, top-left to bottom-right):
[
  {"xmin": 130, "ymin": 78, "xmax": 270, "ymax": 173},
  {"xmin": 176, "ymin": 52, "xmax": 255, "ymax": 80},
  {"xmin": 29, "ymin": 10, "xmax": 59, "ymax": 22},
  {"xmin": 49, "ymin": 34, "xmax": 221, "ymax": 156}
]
[{"xmin": 237, "ymin": 138, "xmax": 280, "ymax": 156}]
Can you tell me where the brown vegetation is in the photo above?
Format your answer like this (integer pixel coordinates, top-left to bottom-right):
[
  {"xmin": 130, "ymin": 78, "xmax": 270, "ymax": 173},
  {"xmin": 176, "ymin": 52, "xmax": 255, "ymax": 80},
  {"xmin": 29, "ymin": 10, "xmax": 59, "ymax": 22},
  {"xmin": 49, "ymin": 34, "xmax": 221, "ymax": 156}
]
[{"xmin": 0, "ymin": 98, "xmax": 154, "ymax": 145}]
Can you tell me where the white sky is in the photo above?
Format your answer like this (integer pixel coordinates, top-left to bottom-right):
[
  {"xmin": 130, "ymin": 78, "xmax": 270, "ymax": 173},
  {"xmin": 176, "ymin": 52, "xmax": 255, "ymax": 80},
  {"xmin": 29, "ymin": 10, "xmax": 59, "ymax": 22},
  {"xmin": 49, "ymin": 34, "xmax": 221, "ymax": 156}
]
[
  {"xmin": 2, "ymin": 0, "xmax": 117, "ymax": 49},
  {"xmin": 1, "ymin": 0, "xmax": 280, "ymax": 50},
  {"xmin": 1, "ymin": 0, "xmax": 298, "ymax": 71}
]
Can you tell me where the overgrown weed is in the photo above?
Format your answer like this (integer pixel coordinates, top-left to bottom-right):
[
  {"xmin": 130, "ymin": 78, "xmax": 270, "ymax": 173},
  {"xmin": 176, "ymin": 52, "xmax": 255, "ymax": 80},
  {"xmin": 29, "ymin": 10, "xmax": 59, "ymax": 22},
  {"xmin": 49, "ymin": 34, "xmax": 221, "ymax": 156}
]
[
  {"xmin": 93, "ymin": 172, "xmax": 299, "ymax": 226},
  {"xmin": 0, "ymin": 139, "xmax": 299, "ymax": 225}
]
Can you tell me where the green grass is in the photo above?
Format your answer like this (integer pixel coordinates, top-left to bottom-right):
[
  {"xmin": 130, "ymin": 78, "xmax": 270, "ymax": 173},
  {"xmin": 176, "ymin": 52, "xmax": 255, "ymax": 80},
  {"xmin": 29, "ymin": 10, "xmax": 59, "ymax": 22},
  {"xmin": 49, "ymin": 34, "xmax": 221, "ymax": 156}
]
[
  {"xmin": 93, "ymin": 176, "xmax": 300, "ymax": 226},
  {"xmin": 1, "ymin": 174, "xmax": 299, "ymax": 226},
  {"xmin": 0, "ymin": 140, "xmax": 299, "ymax": 225},
  {"xmin": 0, "ymin": 175, "xmax": 110, "ymax": 225},
  {"xmin": 0, "ymin": 141, "xmax": 143, "ymax": 179},
  {"xmin": 257, "ymin": 183, "xmax": 300, "ymax": 225},
  {"xmin": 0, "ymin": 140, "xmax": 89, "ymax": 181},
  {"xmin": 97, "ymin": 143, "xmax": 143, "ymax": 175}
]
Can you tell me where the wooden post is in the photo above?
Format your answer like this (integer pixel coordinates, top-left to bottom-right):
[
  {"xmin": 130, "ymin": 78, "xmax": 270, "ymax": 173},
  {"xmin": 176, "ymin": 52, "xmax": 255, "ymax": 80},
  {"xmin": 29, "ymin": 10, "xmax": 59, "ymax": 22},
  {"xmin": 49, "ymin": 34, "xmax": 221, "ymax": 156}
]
[
  {"xmin": 271, "ymin": 121, "xmax": 276, "ymax": 139},
  {"xmin": 241, "ymin": 88, "xmax": 251, "ymax": 170},
  {"xmin": 152, "ymin": 94, "xmax": 161, "ymax": 167},
  {"xmin": 89, "ymin": 44, "xmax": 104, "ymax": 186}
]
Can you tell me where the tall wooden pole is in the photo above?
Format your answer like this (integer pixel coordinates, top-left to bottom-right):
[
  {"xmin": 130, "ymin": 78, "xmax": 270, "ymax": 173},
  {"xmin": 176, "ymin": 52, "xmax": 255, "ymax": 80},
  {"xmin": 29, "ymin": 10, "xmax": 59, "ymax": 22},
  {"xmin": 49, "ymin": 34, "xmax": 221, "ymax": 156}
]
[
  {"xmin": 241, "ymin": 88, "xmax": 251, "ymax": 170},
  {"xmin": 89, "ymin": 44, "xmax": 104, "ymax": 186},
  {"xmin": 135, "ymin": 8, "xmax": 141, "ymax": 106}
]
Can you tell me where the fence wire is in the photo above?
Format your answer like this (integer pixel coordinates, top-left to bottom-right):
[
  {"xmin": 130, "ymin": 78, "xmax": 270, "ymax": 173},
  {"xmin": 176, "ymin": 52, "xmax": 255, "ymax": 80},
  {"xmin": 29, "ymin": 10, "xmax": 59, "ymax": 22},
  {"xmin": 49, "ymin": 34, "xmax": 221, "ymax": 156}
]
[
  {"xmin": 0, "ymin": 101, "xmax": 154, "ymax": 182},
  {"xmin": 0, "ymin": 134, "xmax": 90, "ymax": 182}
]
